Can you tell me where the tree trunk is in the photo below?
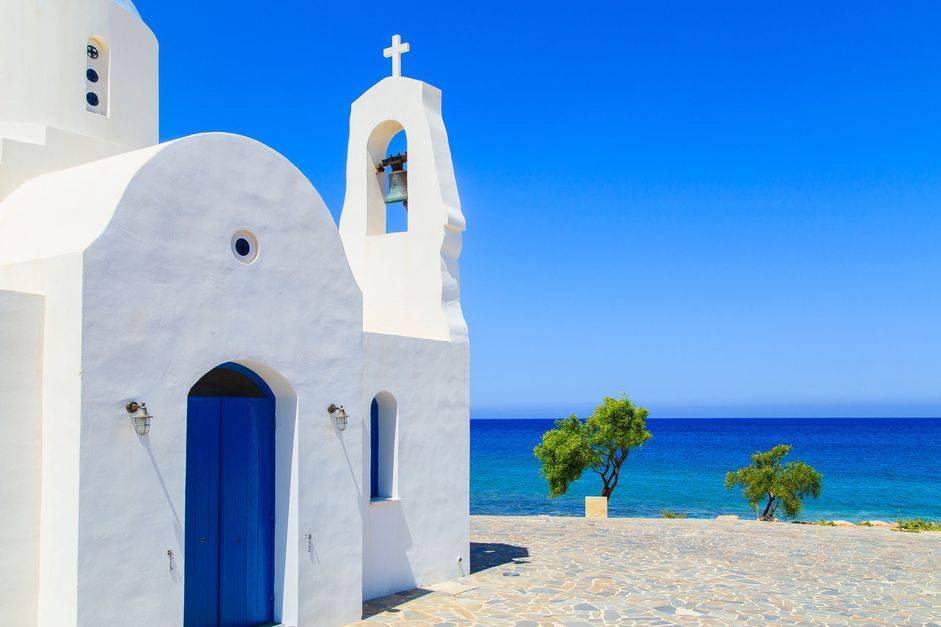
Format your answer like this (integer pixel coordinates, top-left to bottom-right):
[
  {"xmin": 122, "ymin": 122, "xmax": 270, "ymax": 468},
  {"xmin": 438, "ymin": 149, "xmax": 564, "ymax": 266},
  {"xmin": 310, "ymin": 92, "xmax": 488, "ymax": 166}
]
[
  {"xmin": 600, "ymin": 451, "xmax": 626, "ymax": 500},
  {"xmin": 759, "ymin": 494, "xmax": 777, "ymax": 521},
  {"xmin": 768, "ymin": 498, "xmax": 779, "ymax": 519}
]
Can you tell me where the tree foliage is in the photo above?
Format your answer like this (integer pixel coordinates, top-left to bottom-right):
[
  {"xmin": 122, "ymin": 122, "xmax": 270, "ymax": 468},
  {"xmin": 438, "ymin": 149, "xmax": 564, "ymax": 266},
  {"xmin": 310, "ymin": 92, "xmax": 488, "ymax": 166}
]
[
  {"xmin": 533, "ymin": 396, "xmax": 651, "ymax": 499},
  {"xmin": 724, "ymin": 444, "xmax": 822, "ymax": 521},
  {"xmin": 532, "ymin": 415, "xmax": 594, "ymax": 498}
]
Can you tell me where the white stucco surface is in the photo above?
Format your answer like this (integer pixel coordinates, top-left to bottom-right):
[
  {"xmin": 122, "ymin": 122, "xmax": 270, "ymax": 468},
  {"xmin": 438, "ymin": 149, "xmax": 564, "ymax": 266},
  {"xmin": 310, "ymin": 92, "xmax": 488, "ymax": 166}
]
[
  {"xmin": 0, "ymin": 255, "xmax": 83, "ymax": 626},
  {"xmin": 340, "ymin": 75, "xmax": 471, "ymax": 602},
  {"xmin": 0, "ymin": 123, "xmax": 137, "ymax": 202},
  {"xmin": 0, "ymin": 134, "xmax": 368, "ymax": 625},
  {"xmin": 339, "ymin": 77, "xmax": 467, "ymax": 343},
  {"xmin": 82, "ymin": 134, "xmax": 365, "ymax": 626},
  {"xmin": 0, "ymin": 0, "xmax": 158, "ymax": 147},
  {"xmin": 0, "ymin": 144, "xmax": 160, "ymax": 262},
  {"xmin": 0, "ymin": 290, "xmax": 44, "ymax": 626},
  {"xmin": 362, "ymin": 333, "xmax": 470, "ymax": 600},
  {"xmin": 111, "ymin": 0, "xmax": 141, "ymax": 18},
  {"xmin": 0, "ymin": 0, "xmax": 158, "ymax": 200}
]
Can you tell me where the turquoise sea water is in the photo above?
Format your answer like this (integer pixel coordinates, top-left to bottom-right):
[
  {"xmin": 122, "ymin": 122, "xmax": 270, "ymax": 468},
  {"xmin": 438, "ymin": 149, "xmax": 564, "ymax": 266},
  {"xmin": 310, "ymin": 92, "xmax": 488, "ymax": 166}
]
[{"xmin": 471, "ymin": 418, "xmax": 941, "ymax": 520}]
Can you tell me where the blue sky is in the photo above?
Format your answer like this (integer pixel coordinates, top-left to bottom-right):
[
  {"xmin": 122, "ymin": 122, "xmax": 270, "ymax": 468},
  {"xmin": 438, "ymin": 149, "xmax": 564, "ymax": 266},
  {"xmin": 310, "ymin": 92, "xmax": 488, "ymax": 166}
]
[{"xmin": 142, "ymin": 1, "xmax": 941, "ymax": 417}]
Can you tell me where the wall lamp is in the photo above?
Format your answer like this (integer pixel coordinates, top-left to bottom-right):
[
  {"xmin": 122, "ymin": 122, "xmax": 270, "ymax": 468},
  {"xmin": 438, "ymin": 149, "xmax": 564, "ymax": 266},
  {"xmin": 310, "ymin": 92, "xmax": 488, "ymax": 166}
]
[
  {"xmin": 126, "ymin": 401, "xmax": 153, "ymax": 436},
  {"xmin": 327, "ymin": 404, "xmax": 349, "ymax": 432}
]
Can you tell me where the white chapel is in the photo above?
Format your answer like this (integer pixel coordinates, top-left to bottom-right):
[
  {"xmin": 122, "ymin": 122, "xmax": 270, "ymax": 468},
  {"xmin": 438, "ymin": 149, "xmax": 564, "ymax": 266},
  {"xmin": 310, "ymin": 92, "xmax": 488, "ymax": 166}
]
[{"xmin": 0, "ymin": 1, "xmax": 470, "ymax": 625}]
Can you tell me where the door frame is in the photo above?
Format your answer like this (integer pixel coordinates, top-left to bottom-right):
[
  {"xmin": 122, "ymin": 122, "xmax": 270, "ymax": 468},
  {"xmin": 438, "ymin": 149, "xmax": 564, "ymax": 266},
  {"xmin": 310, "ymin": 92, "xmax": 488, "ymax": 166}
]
[{"xmin": 183, "ymin": 363, "xmax": 276, "ymax": 626}]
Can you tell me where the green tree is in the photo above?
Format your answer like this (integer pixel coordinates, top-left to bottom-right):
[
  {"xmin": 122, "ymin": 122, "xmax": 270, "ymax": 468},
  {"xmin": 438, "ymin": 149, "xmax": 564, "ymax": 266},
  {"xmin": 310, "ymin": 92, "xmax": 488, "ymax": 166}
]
[
  {"xmin": 724, "ymin": 444, "xmax": 822, "ymax": 521},
  {"xmin": 534, "ymin": 396, "xmax": 652, "ymax": 498}
]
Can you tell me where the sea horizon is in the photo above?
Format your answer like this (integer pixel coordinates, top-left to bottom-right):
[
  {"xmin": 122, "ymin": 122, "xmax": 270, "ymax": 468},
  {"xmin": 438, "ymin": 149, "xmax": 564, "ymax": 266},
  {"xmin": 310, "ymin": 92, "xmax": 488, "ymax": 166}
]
[
  {"xmin": 473, "ymin": 414, "xmax": 941, "ymax": 419},
  {"xmin": 471, "ymin": 417, "xmax": 941, "ymax": 522},
  {"xmin": 472, "ymin": 405, "xmax": 941, "ymax": 420}
]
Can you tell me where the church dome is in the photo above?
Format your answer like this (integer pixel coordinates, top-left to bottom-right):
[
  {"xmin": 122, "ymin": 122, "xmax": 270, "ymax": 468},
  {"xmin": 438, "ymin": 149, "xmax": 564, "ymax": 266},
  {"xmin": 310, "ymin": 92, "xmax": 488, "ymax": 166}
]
[{"xmin": 112, "ymin": 0, "xmax": 141, "ymax": 18}]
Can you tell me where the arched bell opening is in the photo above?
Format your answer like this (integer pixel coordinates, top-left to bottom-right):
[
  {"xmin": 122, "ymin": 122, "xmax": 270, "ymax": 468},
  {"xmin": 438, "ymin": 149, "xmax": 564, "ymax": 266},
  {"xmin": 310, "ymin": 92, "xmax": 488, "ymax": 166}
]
[
  {"xmin": 366, "ymin": 120, "xmax": 409, "ymax": 235},
  {"xmin": 184, "ymin": 362, "xmax": 276, "ymax": 626},
  {"xmin": 381, "ymin": 130, "xmax": 408, "ymax": 233}
]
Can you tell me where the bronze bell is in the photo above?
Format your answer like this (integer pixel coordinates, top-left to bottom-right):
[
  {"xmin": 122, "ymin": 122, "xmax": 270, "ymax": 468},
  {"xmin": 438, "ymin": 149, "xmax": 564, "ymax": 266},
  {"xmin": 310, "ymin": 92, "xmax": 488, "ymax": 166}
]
[
  {"xmin": 378, "ymin": 152, "xmax": 408, "ymax": 206},
  {"xmin": 385, "ymin": 168, "xmax": 408, "ymax": 205}
]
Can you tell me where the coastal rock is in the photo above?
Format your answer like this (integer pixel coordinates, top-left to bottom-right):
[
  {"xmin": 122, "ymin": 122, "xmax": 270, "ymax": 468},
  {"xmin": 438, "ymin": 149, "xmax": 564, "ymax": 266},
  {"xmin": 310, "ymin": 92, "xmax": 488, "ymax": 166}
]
[
  {"xmin": 832, "ymin": 520, "xmax": 854, "ymax": 527},
  {"xmin": 715, "ymin": 515, "xmax": 740, "ymax": 522},
  {"xmin": 866, "ymin": 520, "xmax": 893, "ymax": 528}
]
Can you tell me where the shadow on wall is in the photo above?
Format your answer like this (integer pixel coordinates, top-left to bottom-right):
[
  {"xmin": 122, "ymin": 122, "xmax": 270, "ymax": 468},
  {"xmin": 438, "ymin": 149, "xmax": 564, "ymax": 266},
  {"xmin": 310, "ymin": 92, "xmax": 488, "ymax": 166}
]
[
  {"xmin": 139, "ymin": 437, "xmax": 184, "ymax": 566},
  {"xmin": 470, "ymin": 542, "xmax": 530, "ymax": 574},
  {"xmin": 366, "ymin": 500, "xmax": 414, "ymax": 597}
]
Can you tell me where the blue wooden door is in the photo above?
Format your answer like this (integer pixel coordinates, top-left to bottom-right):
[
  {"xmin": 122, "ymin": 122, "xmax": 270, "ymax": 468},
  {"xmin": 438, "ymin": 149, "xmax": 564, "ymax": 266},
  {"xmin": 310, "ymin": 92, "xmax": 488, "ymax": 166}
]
[{"xmin": 185, "ymin": 396, "xmax": 275, "ymax": 627}]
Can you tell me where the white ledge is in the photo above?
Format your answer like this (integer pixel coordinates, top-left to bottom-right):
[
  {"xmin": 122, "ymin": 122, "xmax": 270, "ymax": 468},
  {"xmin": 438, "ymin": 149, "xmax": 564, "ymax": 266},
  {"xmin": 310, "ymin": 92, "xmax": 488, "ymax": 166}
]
[{"xmin": 369, "ymin": 497, "xmax": 402, "ymax": 506}]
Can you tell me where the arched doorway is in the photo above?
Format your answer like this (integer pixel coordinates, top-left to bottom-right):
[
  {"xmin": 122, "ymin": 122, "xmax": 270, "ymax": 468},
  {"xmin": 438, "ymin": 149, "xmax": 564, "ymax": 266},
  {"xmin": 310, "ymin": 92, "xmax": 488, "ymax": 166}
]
[{"xmin": 184, "ymin": 363, "xmax": 275, "ymax": 626}]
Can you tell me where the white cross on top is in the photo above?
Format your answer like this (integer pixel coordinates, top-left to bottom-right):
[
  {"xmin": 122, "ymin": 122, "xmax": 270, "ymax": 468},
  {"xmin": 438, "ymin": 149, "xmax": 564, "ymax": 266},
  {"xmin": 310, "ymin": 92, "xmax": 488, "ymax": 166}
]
[{"xmin": 383, "ymin": 34, "xmax": 410, "ymax": 78}]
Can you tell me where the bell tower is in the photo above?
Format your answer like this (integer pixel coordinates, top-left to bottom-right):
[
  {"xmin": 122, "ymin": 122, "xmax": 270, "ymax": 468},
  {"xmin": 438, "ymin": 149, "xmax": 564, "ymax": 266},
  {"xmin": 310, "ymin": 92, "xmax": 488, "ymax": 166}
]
[
  {"xmin": 0, "ymin": 0, "xmax": 158, "ymax": 201},
  {"xmin": 339, "ymin": 36, "xmax": 467, "ymax": 343}
]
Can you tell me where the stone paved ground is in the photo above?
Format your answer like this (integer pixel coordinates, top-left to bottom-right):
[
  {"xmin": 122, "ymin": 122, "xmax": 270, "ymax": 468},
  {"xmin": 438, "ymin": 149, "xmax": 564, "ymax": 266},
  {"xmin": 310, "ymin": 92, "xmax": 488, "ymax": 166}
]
[{"xmin": 355, "ymin": 515, "xmax": 941, "ymax": 625}]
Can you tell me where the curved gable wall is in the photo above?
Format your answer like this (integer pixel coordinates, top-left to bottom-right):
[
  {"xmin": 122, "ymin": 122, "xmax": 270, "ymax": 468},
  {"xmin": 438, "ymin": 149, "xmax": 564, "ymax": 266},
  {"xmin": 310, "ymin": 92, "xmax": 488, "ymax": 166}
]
[
  {"xmin": 0, "ymin": 142, "xmax": 160, "ymax": 266},
  {"xmin": 0, "ymin": 132, "xmax": 366, "ymax": 625},
  {"xmin": 75, "ymin": 132, "xmax": 364, "ymax": 625}
]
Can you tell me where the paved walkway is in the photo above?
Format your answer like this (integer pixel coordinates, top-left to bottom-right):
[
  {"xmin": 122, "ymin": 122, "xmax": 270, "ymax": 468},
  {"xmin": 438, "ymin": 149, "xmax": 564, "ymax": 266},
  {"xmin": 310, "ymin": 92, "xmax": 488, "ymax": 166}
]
[{"xmin": 356, "ymin": 515, "xmax": 941, "ymax": 625}]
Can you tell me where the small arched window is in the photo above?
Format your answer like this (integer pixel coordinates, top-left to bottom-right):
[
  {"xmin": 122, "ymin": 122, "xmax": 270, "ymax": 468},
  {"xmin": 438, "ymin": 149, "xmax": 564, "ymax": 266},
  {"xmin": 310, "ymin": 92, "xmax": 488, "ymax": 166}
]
[
  {"xmin": 369, "ymin": 392, "xmax": 398, "ymax": 499},
  {"xmin": 85, "ymin": 37, "xmax": 109, "ymax": 116}
]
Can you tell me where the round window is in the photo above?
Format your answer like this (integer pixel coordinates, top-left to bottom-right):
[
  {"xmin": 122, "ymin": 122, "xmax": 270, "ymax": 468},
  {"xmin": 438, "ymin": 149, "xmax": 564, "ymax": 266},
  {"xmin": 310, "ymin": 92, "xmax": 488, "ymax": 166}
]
[
  {"xmin": 231, "ymin": 230, "xmax": 259, "ymax": 264},
  {"xmin": 86, "ymin": 68, "xmax": 99, "ymax": 83},
  {"xmin": 87, "ymin": 44, "xmax": 99, "ymax": 60},
  {"xmin": 86, "ymin": 92, "xmax": 100, "ymax": 107}
]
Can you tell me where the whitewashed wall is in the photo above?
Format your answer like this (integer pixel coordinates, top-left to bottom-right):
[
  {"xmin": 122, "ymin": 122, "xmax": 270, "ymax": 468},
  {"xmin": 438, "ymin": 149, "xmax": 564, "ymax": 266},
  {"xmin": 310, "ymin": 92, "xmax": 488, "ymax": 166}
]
[
  {"xmin": 339, "ymin": 77, "xmax": 467, "ymax": 343},
  {"xmin": 0, "ymin": 133, "xmax": 367, "ymax": 626},
  {"xmin": 0, "ymin": 0, "xmax": 157, "ymax": 148},
  {"xmin": 0, "ymin": 123, "xmax": 136, "ymax": 202},
  {"xmin": 362, "ymin": 333, "xmax": 470, "ymax": 599},
  {"xmin": 0, "ymin": 255, "xmax": 84, "ymax": 626},
  {"xmin": 0, "ymin": 290, "xmax": 44, "ymax": 626},
  {"xmin": 0, "ymin": 0, "xmax": 158, "ymax": 200},
  {"xmin": 340, "ymin": 74, "xmax": 471, "ymax": 601}
]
